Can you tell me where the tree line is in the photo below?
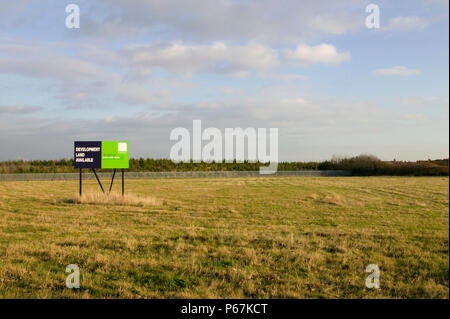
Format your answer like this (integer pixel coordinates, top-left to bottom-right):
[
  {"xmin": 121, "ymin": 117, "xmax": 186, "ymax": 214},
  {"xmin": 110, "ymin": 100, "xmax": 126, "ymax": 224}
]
[{"xmin": 0, "ymin": 155, "xmax": 448, "ymax": 176}]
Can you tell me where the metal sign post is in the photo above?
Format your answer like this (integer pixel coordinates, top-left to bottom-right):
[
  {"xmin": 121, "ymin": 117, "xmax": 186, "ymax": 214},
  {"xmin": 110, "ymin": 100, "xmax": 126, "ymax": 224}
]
[
  {"xmin": 108, "ymin": 169, "xmax": 116, "ymax": 194},
  {"xmin": 92, "ymin": 168, "xmax": 105, "ymax": 193}
]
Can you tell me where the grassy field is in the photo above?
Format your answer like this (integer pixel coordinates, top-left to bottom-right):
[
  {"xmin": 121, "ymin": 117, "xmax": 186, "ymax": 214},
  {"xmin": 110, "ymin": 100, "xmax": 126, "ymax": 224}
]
[{"xmin": 0, "ymin": 176, "xmax": 448, "ymax": 298}]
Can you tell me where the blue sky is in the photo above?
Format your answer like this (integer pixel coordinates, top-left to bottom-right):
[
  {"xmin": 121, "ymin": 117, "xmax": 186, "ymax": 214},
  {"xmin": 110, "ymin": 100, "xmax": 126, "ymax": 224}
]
[{"xmin": 0, "ymin": 0, "xmax": 448, "ymax": 161}]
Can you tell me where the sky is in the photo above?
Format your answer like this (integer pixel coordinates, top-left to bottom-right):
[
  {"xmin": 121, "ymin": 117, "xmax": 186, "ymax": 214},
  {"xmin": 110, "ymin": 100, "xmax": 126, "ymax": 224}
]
[{"xmin": 0, "ymin": 0, "xmax": 448, "ymax": 161}]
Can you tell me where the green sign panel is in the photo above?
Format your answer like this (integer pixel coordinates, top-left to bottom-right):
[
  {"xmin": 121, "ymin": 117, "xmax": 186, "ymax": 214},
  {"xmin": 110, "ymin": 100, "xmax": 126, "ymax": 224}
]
[{"xmin": 101, "ymin": 141, "xmax": 129, "ymax": 169}]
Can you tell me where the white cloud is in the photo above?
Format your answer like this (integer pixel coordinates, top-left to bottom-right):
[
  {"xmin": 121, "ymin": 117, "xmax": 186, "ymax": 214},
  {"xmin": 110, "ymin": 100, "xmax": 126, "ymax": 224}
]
[
  {"xmin": 401, "ymin": 96, "xmax": 447, "ymax": 105},
  {"xmin": 283, "ymin": 44, "xmax": 351, "ymax": 65},
  {"xmin": 0, "ymin": 0, "xmax": 30, "ymax": 30},
  {"xmin": 124, "ymin": 42, "xmax": 279, "ymax": 75},
  {"xmin": 0, "ymin": 43, "xmax": 43, "ymax": 56},
  {"xmin": 0, "ymin": 105, "xmax": 42, "ymax": 114},
  {"xmin": 385, "ymin": 16, "xmax": 430, "ymax": 31},
  {"xmin": 0, "ymin": 1, "xmax": 448, "ymax": 162},
  {"xmin": 75, "ymin": 44, "xmax": 125, "ymax": 66},
  {"xmin": 261, "ymin": 73, "xmax": 308, "ymax": 82},
  {"xmin": 116, "ymin": 84, "xmax": 172, "ymax": 105},
  {"xmin": 306, "ymin": 14, "xmax": 363, "ymax": 35},
  {"xmin": 372, "ymin": 66, "xmax": 420, "ymax": 76},
  {"xmin": 75, "ymin": 0, "xmax": 364, "ymax": 43},
  {"xmin": 123, "ymin": 68, "xmax": 153, "ymax": 82},
  {"xmin": 425, "ymin": 0, "xmax": 449, "ymax": 7},
  {"xmin": 2, "ymin": 88, "xmax": 447, "ymax": 161},
  {"xmin": 278, "ymin": 74, "xmax": 308, "ymax": 81},
  {"xmin": 222, "ymin": 87, "xmax": 244, "ymax": 95},
  {"xmin": 0, "ymin": 56, "xmax": 103, "ymax": 82}
]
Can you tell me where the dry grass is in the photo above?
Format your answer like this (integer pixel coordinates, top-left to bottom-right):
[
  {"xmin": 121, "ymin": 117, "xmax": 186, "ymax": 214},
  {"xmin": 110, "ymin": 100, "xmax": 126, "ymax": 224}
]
[
  {"xmin": 0, "ymin": 176, "xmax": 448, "ymax": 299},
  {"xmin": 66, "ymin": 192, "xmax": 160, "ymax": 207}
]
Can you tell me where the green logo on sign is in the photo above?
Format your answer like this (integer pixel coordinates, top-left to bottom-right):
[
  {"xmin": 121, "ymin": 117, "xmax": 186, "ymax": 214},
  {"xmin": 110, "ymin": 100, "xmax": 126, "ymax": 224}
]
[{"xmin": 101, "ymin": 141, "xmax": 129, "ymax": 169}]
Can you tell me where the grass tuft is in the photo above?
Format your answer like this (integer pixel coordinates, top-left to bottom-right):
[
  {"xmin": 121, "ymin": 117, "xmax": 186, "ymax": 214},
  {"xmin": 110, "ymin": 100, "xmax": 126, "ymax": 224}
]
[{"xmin": 66, "ymin": 192, "xmax": 159, "ymax": 207}]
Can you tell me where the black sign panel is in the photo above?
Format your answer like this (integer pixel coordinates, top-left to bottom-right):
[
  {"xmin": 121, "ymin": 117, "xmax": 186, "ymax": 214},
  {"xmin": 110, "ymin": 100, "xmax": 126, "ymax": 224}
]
[{"xmin": 74, "ymin": 141, "xmax": 101, "ymax": 168}]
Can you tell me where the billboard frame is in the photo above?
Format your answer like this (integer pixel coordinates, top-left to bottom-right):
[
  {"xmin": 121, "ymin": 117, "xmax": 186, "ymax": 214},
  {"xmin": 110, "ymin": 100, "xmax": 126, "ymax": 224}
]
[{"xmin": 75, "ymin": 141, "xmax": 127, "ymax": 196}]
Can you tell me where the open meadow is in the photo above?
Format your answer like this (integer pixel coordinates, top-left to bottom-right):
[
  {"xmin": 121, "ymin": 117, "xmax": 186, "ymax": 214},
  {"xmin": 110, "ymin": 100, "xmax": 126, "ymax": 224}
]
[{"xmin": 0, "ymin": 176, "xmax": 448, "ymax": 298}]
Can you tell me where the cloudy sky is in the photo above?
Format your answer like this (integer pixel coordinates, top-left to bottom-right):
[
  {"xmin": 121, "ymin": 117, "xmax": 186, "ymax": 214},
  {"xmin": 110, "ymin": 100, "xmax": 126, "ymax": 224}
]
[{"xmin": 0, "ymin": 0, "xmax": 448, "ymax": 161}]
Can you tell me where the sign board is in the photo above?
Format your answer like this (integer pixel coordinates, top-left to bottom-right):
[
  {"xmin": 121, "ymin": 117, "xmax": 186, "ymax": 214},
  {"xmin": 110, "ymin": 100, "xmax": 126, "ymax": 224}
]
[
  {"xmin": 74, "ymin": 141, "xmax": 129, "ymax": 169},
  {"xmin": 74, "ymin": 141, "xmax": 102, "ymax": 168}
]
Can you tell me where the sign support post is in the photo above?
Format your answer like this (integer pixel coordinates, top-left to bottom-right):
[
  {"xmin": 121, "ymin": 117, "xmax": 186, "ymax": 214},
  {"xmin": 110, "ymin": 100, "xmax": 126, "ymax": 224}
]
[
  {"xmin": 79, "ymin": 168, "xmax": 82, "ymax": 196},
  {"xmin": 122, "ymin": 169, "xmax": 124, "ymax": 196},
  {"xmin": 108, "ymin": 169, "xmax": 116, "ymax": 194},
  {"xmin": 92, "ymin": 168, "xmax": 105, "ymax": 193}
]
